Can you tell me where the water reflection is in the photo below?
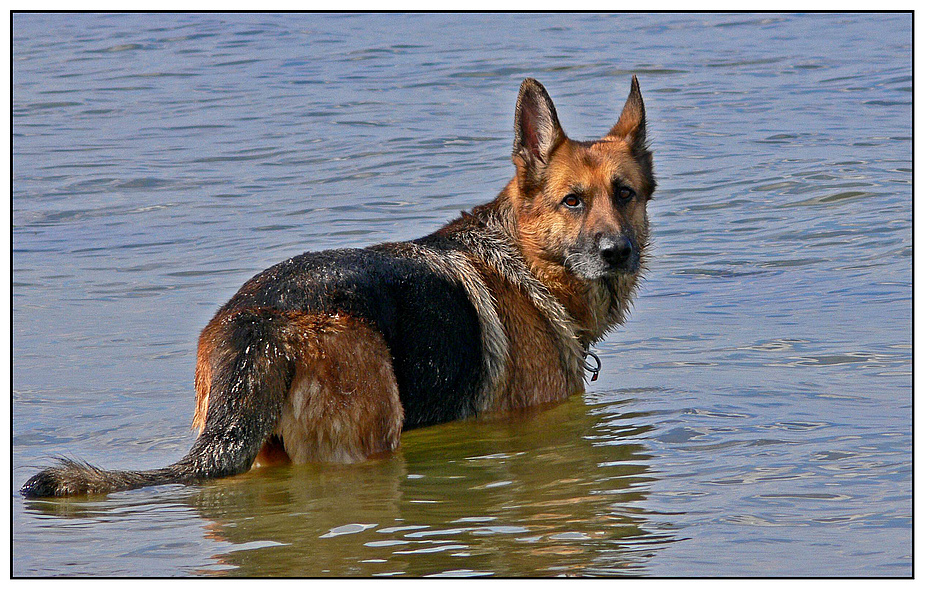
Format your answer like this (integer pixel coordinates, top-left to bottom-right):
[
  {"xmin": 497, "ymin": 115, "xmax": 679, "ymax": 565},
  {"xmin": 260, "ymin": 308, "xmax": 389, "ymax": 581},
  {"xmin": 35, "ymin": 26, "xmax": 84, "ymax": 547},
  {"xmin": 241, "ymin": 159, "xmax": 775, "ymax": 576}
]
[{"xmin": 24, "ymin": 395, "xmax": 676, "ymax": 576}]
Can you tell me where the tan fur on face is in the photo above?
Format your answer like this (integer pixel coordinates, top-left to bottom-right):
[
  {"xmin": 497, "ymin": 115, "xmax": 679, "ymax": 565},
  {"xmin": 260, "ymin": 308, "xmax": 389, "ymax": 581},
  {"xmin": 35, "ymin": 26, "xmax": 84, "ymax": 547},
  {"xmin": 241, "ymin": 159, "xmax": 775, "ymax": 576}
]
[{"xmin": 510, "ymin": 136, "xmax": 651, "ymax": 340}]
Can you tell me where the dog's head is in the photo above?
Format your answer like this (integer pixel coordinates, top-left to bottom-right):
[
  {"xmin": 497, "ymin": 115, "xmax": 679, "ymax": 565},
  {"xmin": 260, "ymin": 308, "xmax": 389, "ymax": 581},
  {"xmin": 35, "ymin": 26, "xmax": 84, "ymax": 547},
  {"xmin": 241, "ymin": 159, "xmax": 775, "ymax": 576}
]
[{"xmin": 510, "ymin": 77, "xmax": 655, "ymax": 282}]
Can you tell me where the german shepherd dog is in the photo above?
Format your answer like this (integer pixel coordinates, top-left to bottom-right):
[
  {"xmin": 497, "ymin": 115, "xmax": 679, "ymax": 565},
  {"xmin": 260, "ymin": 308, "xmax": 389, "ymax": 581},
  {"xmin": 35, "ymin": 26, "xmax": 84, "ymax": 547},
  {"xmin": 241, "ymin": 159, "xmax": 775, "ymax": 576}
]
[{"xmin": 22, "ymin": 77, "xmax": 655, "ymax": 497}]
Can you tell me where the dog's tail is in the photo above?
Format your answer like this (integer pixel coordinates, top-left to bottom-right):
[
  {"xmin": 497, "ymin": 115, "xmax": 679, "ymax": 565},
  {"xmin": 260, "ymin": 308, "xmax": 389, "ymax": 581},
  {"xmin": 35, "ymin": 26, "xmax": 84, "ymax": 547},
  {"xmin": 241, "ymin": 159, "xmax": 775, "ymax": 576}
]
[
  {"xmin": 21, "ymin": 309, "xmax": 294, "ymax": 498},
  {"xmin": 20, "ymin": 458, "xmax": 193, "ymax": 498}
]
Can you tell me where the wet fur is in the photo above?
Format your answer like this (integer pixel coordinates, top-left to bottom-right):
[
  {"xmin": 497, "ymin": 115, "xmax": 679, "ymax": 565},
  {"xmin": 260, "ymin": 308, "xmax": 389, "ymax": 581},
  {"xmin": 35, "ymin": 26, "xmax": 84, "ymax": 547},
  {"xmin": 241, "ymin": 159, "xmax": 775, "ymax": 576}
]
[{"xmin": 22, "ymin": 77, "xmax": 655, "ymax": 497}]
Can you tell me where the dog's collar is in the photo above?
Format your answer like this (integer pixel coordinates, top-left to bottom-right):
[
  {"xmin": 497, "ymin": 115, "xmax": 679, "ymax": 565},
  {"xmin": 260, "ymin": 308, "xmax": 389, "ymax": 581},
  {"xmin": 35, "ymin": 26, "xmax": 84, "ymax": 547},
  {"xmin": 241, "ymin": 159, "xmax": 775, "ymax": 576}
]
[{"xmin": 583, "ymin": 350, "xmax": 601, "ymax": 382}]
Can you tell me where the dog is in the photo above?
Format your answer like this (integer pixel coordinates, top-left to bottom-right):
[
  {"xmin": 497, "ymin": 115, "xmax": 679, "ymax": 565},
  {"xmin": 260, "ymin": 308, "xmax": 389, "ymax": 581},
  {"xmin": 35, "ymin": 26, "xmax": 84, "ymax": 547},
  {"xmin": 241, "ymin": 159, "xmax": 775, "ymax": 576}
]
[{"xmin": 21, "ymin": 77, "xmax": 655, "ymax": 497}]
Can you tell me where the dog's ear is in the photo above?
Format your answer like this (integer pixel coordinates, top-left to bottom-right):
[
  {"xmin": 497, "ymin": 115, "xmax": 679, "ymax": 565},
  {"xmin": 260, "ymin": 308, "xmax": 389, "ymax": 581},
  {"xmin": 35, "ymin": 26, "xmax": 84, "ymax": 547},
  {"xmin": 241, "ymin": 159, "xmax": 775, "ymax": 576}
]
[
  {"xmin": 513, "ymin": 78, "xmax": 565, "ymax": 173},
  {"xmin": 608, "ymin": 76, "xmax": 647, "ymax": 152}
]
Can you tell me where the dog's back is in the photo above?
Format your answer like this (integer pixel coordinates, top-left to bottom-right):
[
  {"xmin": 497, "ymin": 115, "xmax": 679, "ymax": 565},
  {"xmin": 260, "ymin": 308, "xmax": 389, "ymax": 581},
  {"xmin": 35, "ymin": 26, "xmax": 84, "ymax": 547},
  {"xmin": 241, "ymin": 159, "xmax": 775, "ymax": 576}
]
[{"xmin": 203, "ymin": 243, "xmax": 489, "ymax": 431}]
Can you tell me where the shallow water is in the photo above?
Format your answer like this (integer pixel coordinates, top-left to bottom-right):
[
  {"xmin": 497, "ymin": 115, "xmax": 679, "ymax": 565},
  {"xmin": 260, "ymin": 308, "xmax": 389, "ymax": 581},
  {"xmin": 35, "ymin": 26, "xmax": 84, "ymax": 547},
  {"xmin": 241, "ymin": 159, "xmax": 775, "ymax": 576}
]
[{"xmin": 12, "ymin": 13, "xmax": 911, "ymax": 577}]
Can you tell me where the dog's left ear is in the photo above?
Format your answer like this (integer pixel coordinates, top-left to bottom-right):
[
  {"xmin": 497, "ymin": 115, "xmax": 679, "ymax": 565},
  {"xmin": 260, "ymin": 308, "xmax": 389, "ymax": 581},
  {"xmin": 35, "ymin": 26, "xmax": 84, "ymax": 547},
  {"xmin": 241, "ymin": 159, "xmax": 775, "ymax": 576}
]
[{"xmin": 608, "ymin": 75, "xmax": 648, "ymax": 152}]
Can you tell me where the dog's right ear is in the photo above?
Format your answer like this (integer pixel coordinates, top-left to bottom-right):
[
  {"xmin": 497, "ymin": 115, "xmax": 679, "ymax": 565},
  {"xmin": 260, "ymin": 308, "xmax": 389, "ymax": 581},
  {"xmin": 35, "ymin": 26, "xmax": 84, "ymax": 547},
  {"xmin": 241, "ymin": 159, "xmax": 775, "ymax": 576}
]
[{"xmin": 513, "ymin": 79, "xmax": 565, "ymax": 178}]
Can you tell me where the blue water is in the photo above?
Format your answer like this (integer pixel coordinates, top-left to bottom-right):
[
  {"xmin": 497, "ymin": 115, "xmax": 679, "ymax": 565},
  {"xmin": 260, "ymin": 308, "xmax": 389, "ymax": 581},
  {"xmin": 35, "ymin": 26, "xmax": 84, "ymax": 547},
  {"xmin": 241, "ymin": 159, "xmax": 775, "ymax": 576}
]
[{"xmin": 13, "ymin": 13, "xmax": 911, "ymax": 577}]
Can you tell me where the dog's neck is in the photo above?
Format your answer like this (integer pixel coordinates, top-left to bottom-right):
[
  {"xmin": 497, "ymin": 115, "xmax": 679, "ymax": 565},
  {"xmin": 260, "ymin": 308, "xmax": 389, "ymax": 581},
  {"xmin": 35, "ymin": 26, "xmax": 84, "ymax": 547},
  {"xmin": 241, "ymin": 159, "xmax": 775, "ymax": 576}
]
[{"xmin": 473, "ymin": 180, "xmax": 639, "ymax": 347}]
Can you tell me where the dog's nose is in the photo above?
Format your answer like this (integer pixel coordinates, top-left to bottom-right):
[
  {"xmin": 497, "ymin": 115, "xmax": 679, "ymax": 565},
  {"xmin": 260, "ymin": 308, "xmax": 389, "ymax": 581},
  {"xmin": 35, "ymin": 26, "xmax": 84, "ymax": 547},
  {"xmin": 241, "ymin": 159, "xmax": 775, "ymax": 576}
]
[{"xmin": 600, "ymin": 236, "xmax": 633, "ymax": 267}]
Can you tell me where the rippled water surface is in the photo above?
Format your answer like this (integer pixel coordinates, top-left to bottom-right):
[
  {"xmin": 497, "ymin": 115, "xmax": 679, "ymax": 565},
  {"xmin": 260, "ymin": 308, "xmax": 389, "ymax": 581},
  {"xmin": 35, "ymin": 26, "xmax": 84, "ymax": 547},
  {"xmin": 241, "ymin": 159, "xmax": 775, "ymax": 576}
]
[{"xmin": 12, "ymin": 13, "xmax": 911, "ymax": 577}]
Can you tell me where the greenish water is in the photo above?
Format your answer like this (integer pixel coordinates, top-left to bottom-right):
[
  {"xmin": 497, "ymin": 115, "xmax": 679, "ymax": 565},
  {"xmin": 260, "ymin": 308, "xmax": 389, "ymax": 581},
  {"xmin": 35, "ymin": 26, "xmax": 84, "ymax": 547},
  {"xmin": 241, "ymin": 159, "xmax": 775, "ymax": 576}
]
[
  {"xmin": 13, "ymin": 13, "xmax": 911, "ymax": 576},
  {"xmin": 23, "ymin": 398, "xmax": 659, "ymax": 577}
]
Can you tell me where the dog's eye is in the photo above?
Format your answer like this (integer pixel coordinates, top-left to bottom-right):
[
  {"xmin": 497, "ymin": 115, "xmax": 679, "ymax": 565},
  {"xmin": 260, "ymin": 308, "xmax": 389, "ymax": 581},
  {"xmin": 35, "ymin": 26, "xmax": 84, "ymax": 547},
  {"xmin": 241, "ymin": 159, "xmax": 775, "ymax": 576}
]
[
  {"xmin": 562, "ymin": 194, "xmax": 582, "ymax": 208},
  {"xmin": 615, "ymin": 186, "xmax": 636, "ymax": 203}
]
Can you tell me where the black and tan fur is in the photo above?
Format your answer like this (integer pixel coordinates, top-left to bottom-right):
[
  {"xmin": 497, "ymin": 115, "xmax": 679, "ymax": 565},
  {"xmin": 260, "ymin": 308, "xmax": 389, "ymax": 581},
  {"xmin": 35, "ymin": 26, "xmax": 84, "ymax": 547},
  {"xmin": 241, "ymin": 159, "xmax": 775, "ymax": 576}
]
[{"xmin": 21, "ymin": 77, "xmax": 655, "ymax": 498}]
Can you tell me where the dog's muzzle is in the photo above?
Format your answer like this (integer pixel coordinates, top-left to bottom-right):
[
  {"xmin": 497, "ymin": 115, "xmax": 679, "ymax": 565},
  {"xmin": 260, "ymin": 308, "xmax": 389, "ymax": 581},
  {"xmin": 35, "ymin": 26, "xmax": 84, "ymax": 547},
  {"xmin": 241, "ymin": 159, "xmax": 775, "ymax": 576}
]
[{"xmin": 564, "ymin": 234, "xmax": 640, "ymax": 280}]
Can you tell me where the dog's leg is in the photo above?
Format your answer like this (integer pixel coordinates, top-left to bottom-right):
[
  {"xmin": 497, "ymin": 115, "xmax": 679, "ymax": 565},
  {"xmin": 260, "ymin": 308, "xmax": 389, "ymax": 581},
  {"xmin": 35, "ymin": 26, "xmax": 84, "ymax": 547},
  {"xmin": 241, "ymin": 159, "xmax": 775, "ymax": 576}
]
[{"xmin": 276, "ymin": 314, "xmax": 403, "ymax": 464}]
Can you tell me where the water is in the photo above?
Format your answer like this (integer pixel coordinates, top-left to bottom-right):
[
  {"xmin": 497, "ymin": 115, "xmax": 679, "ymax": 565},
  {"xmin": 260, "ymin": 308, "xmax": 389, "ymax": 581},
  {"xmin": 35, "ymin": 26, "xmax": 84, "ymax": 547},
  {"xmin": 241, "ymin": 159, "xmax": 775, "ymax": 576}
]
[{"xmin": 12, "ymin": 13, "xmax": 911, "ymax": 577}]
